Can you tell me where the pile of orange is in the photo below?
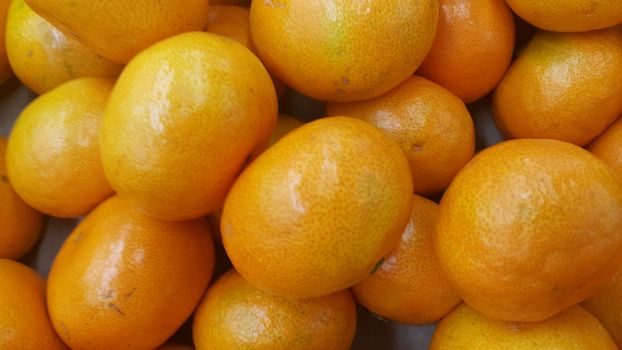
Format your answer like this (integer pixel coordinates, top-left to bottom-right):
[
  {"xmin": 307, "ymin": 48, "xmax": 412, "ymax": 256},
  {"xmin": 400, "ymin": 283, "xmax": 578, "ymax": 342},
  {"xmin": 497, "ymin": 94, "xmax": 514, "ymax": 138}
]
[{"xmin": 1, "ymin": 0, "xmax": 622, "ymax": 349}]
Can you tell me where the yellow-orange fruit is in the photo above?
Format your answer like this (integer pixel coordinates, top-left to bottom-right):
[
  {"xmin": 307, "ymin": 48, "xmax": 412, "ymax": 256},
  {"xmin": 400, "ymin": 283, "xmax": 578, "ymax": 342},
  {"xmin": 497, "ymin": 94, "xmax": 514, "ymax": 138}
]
[
  {"xmin": 47, "ymin": 196, "xmax": 215, "ymax": 349},
  {"xmin": 7, "ymin": 78, "xmax": 115, "ymax": 218},
  {"xmin": 268, "ymin": 114, "xmax": 304, "ymax": 146},
  {"xmin": 582, "ymin": 268, "xmax": 622, "ymax": 347},
  {"xmin": 429, "ymin": 304, "xmax": 617, "ymax": 349},
  {"xmin": 327, "ymin": 76, "xmax": 474, "ymax": 194},
  {"xmin": 0, "ymin": 259, "xmax": 67, "ymax": 349},
  {"xmin": 222, "ymin": 117, "xmax": 413, "ymax": 299},
  {"xmin": 493, "ymin": 27, "xmax": 622, "ymax": 146},
  {"xmin": 436, "ymin": 139, "xmax": 622, "ymax": 322},
  {"xmin": 193, "ymin": 269, "xmax": 356, "ymax": 350},
  {"xmin": 250, "ymin": 0, "xmax": 438, "ymax": 102},
  {"xmin": 100, "ymin": 32, "xmax": 277, "ymax": 221},
  {"xmin": 588, "ymin": 116, "xmax": 622, "ymax": 176}
]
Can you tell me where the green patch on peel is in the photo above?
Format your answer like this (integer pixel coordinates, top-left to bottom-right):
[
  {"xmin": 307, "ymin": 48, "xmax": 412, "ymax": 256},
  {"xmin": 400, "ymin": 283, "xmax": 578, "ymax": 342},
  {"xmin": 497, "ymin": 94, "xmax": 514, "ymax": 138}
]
[{"xmin": 371, "ymin": 257, "xmax": 385, "ymax": 274}]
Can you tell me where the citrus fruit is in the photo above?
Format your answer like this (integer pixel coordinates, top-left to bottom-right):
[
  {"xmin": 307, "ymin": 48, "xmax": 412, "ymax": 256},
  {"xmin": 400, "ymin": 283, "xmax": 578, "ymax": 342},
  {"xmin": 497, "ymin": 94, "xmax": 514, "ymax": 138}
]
[
  {"xmin": 326, "ymin": 76, "xmax": 474, "ymax": 194},
  {"xmin": 100, "ymin": 32, "xmax": 277, "ymax": 221},
  {"xmin": 588, "ymin": 116, "xmax": 622, "ymax": 176},
  {"xmin": 0, "ymin": 136, "xmax": 44, "ymax": 259},
  {"xmin": 417, "ymin": 0, "xmax": 515, "ymax": 103},
  {"xmin": 493, "ymin": 27, "xmax": 622, "ymax": 146},
  {"xmin": 0, "ymin": 0, "xmax": 12, "ymax": 85},
  {"xmin": 47, "ymin": 196, "xmax": 215, "ymax": 349},
  {"xmin": 582, "ymin": 268, "xmax": 622, "ymax": 347},
  {"xmin": 504, "ymin": 0, "xmax": 622, "ymax": 32},
  {"xmin": 204, "ymin": 5, "xmax": 286, "ymax": 98},
  {"xmin": 6, "ymin": 78, "xmax": 115, "ymax": 218},
  {"xmin": 193, "ymin": 269, "xmax": 357, "ymax": 350},
  {"xmin": 222, "ymin": 117, "xmax": 413, "ymax": 299},
  {"xmin": 353, "ymin": 195, "xmax": 461, "ymax": 324},
  {"xmin": 268, "ymin": 114, "xmax": 303, "ymax": 146},
  {"xmin": 0, "ymin": 259, "xmax": 67, "ymax": 349},
  {"xmin": 250, "ymin": 0, "xmax": 438, "ymax": 102},
  {"xmin": 435, "ymin": 139, "xmax": 622, "ymax": 322},
  {"xmin": 429, "ymin": 304, "xmax": 617, "ymax": 349},
  {"xmin": 6, "ymin": 0, "xmax": 122, "ymax": 95},
  {"xmin": 24, "ymin": 0, "xmax": 210, "ymax": 63}
]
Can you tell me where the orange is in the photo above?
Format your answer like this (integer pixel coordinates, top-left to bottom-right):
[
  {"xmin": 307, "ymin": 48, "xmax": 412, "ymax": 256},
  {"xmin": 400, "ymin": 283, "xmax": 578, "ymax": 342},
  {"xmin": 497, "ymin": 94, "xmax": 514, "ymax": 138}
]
[
  {"xmin": 582, "ymin": 267, "xmax": 622, "ymax": 347},
  {"xmin": 204, "ymin": 5, "xmax": 286, "ymax": 99},
  {"xmin": 250, "ymin": 0, "xmax": 438, "ymax": 102},
  {"xmin": 0, "ymin": 0, "xmax": 12, "ymax": 85},
  {"xmin": 7, "ymin": 78, "xmax": 115, "ymax": 218},
  {"xmin": 100, "ymin": 32, "xmax": 277, "ymax": 221},
  {"xmin": 588, "ymin": 116, "xmax": 622, "ymax": 176},
  {"xmin": 0, "ymin": 259, "xmax": 67, "ymax": 349},
  {"xmin": 417, "ymin": 0, "xmax": 515, "ymax": 103},
  {"xmin": 326, "ymin": 76, "xmax": 474, "ymax": 195},
  {"xmin": 6, "ymin": 0, "xmax": 122, "ymax": 95},
  {"xmin": 24, "ymin": 0, "xmax": 210, "ymax": 63},
  {"xmin": 0, "ymin": 136, "xmax": 44, "ymax": 259},
  {"xmin": 268, "ymin": 114, "xmax": 303, "ymax": 146},
  {"xmin": 493, "ymin": 27, "xmax": 622, "ymax": 146},
  {"xmin": 222, "ymin": 117, "xmax": 413, "ymax": 299},
  {"xmin": 504, "ymin": 0, "xmax": 622, "ymax": 32},
  {"xmin": 435, "ymin": 139, "xmax": 622, "ymax": 322},
  {"xmin": 352, "ymin": 195, "xmax": 461, "ymax": 324},
  {"xmin": 47, "ymin": 195, "xmax": 215, "ymax": 350},
  {"xmin": 193, "ymin": 269, "xmax": 357, "ymax": 350},
  {"xmin": 429, "ymin": 303, "xmax": 616, "ymax": 349}
]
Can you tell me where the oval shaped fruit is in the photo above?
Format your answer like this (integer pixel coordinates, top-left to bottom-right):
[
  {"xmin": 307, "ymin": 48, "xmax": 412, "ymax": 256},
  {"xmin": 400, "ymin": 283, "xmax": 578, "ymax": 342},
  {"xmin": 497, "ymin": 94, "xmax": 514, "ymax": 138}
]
[
  {"xmin": 588, "ymin": 116, "xmax": 622, "ymax": 176},
  {"xmin": 429, "ymin": 304, "xmax": 617, "ymax": 349},
  {"xmin": 435, "ymin": 139, "xmax": 622, "ymax": 322},
  {"xmin": 7, "ymin": 78, "xmax": 115, "ymax": 218},
  {"xmin": 6, "ymin": 0, "xmax": 122, "ymax": 95},
  {"xmin": 504, "ymin": 0, "xmax": 622, "ymax": 32},
  {"xmin": 493, "ymin": 27, "xmax": 622, "ymax": 146},
  {"xmin": 353, "ymin": 195, "xmax": 461, "ymax": 324},
  {"xmin": 417, "ymin": 0, "xmax": 515, "ymax": 103},
  {"xmin": 0, "ymin": 259, "xmax": 67, "ymax": 349},
  {"xmin": 327, "ymin": 76, "xmax": 474, "ymax": 195},
  {"xmin": 0, "ymin": 136, "xmax": 44, "ymax": 259},
  {"xmin": 250, "ymin": 0, "xmax": 438, "ymax": 102},
  {"xmin": 222, "ymin": 117, "xmax": 413, "ymax": 299},
  {"xmin": 24, "ymin": 0, "xmax": 211, "ymax": 63},
  {"xmin": 193, "ymin": 269, "xmax": 357, "ymax": 350},
  {"xmin": 0, "ymin": 0, "xmax": 12, "ymax": 85},
  {"xmin": 582, "ymin": 268, "xmax": 622, "ymax": 347},
  {"xmin": 47, "ymin": 196, "xmax": 215, "ymax": 349},
  {"xmin": 101, "ymin": 32, "xmax": 277, "ymax": 221}
]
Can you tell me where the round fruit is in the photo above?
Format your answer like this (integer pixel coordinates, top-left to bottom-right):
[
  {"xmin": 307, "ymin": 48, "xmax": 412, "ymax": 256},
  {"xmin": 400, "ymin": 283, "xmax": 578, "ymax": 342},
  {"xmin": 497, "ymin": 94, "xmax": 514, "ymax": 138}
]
[
  {"xmin": 582, "ymin": 268, "xmax": 622, "ymax": 347},
  {"xmin": 193, "ymin": 269, "xmax": 357, "ymax": 350},
  {"xmin": 47, "ymin": 196, "xmax": 215, "ymax": 350},
  {"xmin": 101, "ymin": 32, "xmax": 277, "ymax": 221},
  {"xmin": 417, "ymin": 0, "xmax": 515, "ymax": 103},
  {"xmin": 6, "ymin": 0, "xmax": 122, "ymax": 95},
  {"xmin": 0, "ymin": 259, "xmax": 67, "ymax": 349},
  {"xmin": 353, "ymin": 195, "xmax": 461, "ymax": 324},
  {"xmin": 7, "ymin": 78, "xmax": 115, "ymax": 218},
  {"xmin": 326, "ymin": 76, "xmax": 474, "ymax": 194},
  {"xmin": 204, "ymin": 5, "xmax": 286, "ymax": 99},
  {"xmin": 588, "ymin": 116, "xmax": 622, "ymax": 176},
  {"xmin": 268, "ymin": 114, "xmax": 303, "ymax": 146},
  {"xmin": 436, "ymin": 139, "xmax": 622, "ymax": 322},
  {"xmin": 429, "ymin": 304, "xmax": 616, "ymax": 349},
  {"xmin": 250, "ymin": 0, "xmax": 438, "ymax": 102},
  {"xmin": 222, "ymin": 117, "xmax": 413, "ymax": 299},
  {"xmin": 0, "ymin": 0, "xmax": 12, "ymax": 85},
  {"xmin": 493, "ymin": 27, "xmax": 622, "ymax": 146},
  {"xmin": 24, "ymin": 0, "xmax": 211, "ymax": 63},
  {"xmin": 504, "ymin": 0, "xmax": 622, "ymax": 32},
  {"xmin": 0, "ymin": 136, "xmax": 44, "ymax": 259}
]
